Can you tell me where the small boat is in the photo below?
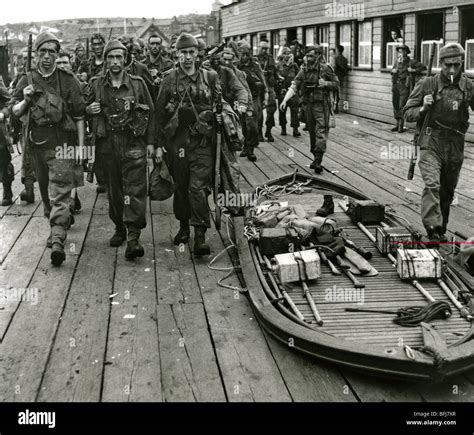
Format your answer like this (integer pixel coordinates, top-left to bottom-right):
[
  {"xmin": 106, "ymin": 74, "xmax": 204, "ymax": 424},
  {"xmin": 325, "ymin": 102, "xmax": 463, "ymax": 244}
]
[{"xmin": 234, "ymin": 171, "xmax": 474, "ymax": 381}]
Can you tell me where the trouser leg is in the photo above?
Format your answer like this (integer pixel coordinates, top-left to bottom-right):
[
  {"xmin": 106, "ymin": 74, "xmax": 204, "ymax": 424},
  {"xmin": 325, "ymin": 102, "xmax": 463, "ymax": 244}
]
[
  {"xmin": 29, "ymin": 145, "xmax": 51, "ymax": 217},
  {"xmin": 103, "ymin": 148, "xmax": 125, "ymax": 231},
  {"xmin": 265, "ymin": 88, "xmax": 276, "ymax": 129},
  {"xmin": 288, "ymin": 96, "xmax": 300, "ymax": 128}
]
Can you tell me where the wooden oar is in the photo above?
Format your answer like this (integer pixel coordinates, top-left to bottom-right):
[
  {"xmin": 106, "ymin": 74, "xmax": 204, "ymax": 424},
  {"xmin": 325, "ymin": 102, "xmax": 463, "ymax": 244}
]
[{"xmin": 302, "ymin": 281, "xmax": 323, "ymax": 326}]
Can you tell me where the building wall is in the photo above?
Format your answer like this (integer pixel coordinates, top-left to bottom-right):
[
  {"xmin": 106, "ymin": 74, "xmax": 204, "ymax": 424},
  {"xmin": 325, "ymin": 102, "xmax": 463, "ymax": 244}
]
[{"xmin": 221, "ymin": 0, "xmax": 474, "ymax": 141}]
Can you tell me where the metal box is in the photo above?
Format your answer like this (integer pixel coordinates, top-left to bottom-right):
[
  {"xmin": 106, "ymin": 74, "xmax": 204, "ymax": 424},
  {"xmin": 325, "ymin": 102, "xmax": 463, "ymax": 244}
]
[
  {"xmin": 376, "ymin": 226, "xmax": 416, "ymax": 254},
  {"xmin": 396, "ymin": 249, "xmax": 444, "ymax": 280},
  {"xmin": 274, "ymin": 250, "xmax": 321, "ymax": 284},
  {"xmin": 348, "ymin": 199, "xmax": 385, "ymax": 224}
]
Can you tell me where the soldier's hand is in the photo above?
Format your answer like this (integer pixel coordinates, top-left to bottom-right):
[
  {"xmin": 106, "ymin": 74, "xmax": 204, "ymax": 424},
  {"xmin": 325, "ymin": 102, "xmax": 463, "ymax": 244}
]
[
  {"xmin": 407, "ymin": 67, "xmax": 415, "ymax": 73},
  {"xmin": 318, "ymin": 78, "xmax": 326, "ymax": 87},
  {"xmin": 279, "ymin": 101, "xmax": 286, "ymax": 111},
  {"xmin": 155, "ymin": 147, "xmax": 164, "ymax": 164},
  {"xmin": 153, "ymin": 77, "xmax": 162, "ymax": 85},
  {"xmin": 23, "ymin": 85, "xmax": 35, "ymax": 104},
  {"xmin": 238, "ymin": 104, "xmax": 247, "ymax": 115},
  {"xmin": 147, "ymin": 145, "xmax": 156, "ymax": 161},
  {"xmin": 422, "ymin": 94, "xmax": 434, "ymax": 111},
  {"xmin": 0, "ymin": 112, "xmax": 5, "ymax": 122},
  {"xmin": 87, "ymin": 102, "xmax": 101, "ymax": 115},
  {"xmin": 215, "ymin": 113, "xmax": 223, "ymax": 125}
]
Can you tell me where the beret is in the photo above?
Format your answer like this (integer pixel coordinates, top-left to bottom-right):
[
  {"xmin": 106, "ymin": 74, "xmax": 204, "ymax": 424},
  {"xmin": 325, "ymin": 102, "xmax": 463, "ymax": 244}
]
[
  {"xmin": 237, "ymin": 39, "xmax": 251, "ymax": 51},
  {"xmin": 305, "ymin": 45, "xmax": 323, "ymax": 55},
  {"xmin": 103, "ymin": 40, "xmax": 127, "ymax": 58},
  {"xmin": 259, "ymin": 41, "xmax": 269, "ymax": 48},
  {"xmin": 34, "ymin": 32, "xmax": 60, "ymax": 51},
  {"xmin": 176, "ymin": 33, "xmax": 198, "ymax": 50},
  {"xmin": 439, "ymin": 43, "xmax": 465, "ymax": 60},
  {"xmin": 396, "ymin": 44, "xmax": 411, "ymax": 54}
]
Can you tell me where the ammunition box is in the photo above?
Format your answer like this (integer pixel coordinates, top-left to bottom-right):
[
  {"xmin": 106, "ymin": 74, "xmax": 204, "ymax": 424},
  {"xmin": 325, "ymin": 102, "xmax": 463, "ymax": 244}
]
[
  {"xmin": 274, "ymin": 250, "xmax": 321, "ymax": 284},
  {"xmin": 376, "ymin": 226, "xmax": 416, "ymax": 254},
  {"xmin": 348, "ymin": 199, "xmax": 385, "ymax": 224},
  {"xmin": 259, "ymin": 228, "xmax": 300, "ymax": 257},
  {"xmin": 397, "ymin": 249, "xmax": 444, "ymax": 280}
]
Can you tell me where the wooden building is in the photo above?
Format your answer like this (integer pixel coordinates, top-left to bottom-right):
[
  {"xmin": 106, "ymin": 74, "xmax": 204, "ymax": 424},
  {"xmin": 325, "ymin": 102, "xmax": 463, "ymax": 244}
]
[{"xmin": 219, "ymin": 0, "xmax": 474, "ymax": 140}]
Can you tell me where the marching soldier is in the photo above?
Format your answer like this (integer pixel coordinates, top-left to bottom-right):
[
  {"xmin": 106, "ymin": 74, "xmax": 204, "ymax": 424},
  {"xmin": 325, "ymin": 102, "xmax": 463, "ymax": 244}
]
[
  {"xmin": 10, "ymin": 32, "xmax": 86, "ymax": 266},
  {"xmin": 122, "ymin": 38, "xmax": 155, "ymax": 100},
  {"xmin": 236, "ymin": 40, "xmax": 268, "ymax": 145},
  {"xmin": 0, "ymin": 85, "xmax": 13, "ymax": 206},
  {"xmin": 72, "ymin": 42, "xmax": 88, "ymax": 74},
  {"xmin": 222, "ymin": 47, "xmax": 258, "ymax": 161},
  {"xmin": 78, "ymin": 33, "xmax": 106, "ymax": 81},
  {"xmin": 145, "ymin": 33, "xmax": 174, "ymax": 99},
  {"xmin": 155, "ymin": 33, "xmax": 223, "ymax": 256},
  {"xmin": 280, "ymin": 45, "xmax": 339, "ymax": 174},
  {"xmin": 257, "ymin": 41, "xmax": 278, "ymax": 142},
  {"xmin": 86, "ymin": 40, "xmax": 155, "ymax": 260},
  {"xmin": 403, "ymin": 43, "xmax": 474, "ymax": 243},
  {"xmin": 276, "ymin": 46, "xmax": 300, "ymax": 137},
  {"xmin": 391, "ymin": 44, "xmax": 425, "ymax": 133}
]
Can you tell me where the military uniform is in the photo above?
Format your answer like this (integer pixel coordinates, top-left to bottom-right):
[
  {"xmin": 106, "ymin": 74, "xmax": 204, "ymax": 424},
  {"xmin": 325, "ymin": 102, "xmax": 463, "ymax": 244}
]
[
  {"xmin": 290, "ymin": 58, "xmax": 339, "ymax": 170},
  {"xmin": 155, "ymin": 65, "xmax": 221, "ymax": 238},
  {"xmin": 11, "ymin": 65, "xmax": 85, "ymax": 258},
  {"xmin": 78, "ymin": 55, "xmax": 105, "ymax": 80},
  {"xmin": 126, "ymin": 59, "xmax": 155, "ymax": 102},
  {"xmin": 391, "ymin": 46, "xmax": 425, "ymax": 132},
  {"xmin": 403, "ymin": 63, "xmax": 473, "ymax": 239},
  {"xmin": 145, "ymin": 53, "xmax": 174, "ymax": 99},
  {"xmin": 276, "ymin": 59, "xmax": 300, "ymax": 134},
  {"xmin": 0, "ymin": 86, "xmax": 13, "ymax": 206},
  {"xmin": 257, "ymin": 51, "xmax": 278, "ymax": 140},
  {"xmin": 88, "ymin": 71, "xmax": 155, "ymax": 251}
]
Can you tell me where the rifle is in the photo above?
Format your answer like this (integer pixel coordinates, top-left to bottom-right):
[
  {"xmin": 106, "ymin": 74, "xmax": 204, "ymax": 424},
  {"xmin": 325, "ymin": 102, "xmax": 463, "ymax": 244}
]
[
  {"xmin": 86, "ymin": 38, "xmax": 90, "ymax": 60},
  {"xmin": 19, "ymin": 34, "xmax": 34, "ymax": 156},
  {"xmin": 207, "ymin": 42, "xmax": 226, "ymax": 58},
  {"xmin": 407, "ymin": 41, "xmax": 436, "ymax": 180},
  {"xmin": 214, "ymin": 98, "xmax": 223, "ymax": 231}
]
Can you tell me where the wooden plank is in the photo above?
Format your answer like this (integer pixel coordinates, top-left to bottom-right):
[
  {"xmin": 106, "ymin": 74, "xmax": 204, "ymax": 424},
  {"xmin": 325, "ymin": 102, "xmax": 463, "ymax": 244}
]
[
  {"xmin": 0, "ymin": 215, "xmax": 30, "ymax": 264},
  {"xmin": 101, "ymin": 211, "xmax": 162, "ymax": 402},
  {"xmin": 152, "ymin": 214, "xmax": 202, "ymax": 305},
  {"xmin": 0, "ymin": 186, "xmax": 97, "ymax": 401},
  {"xmin": 195, "ymin": 221, "xmax": 293, "ymax": 402},
  {"xmin": 37, "ymin": 213, "xmax": 115, "ymax": 402},
  {"xmin": 156, "ymin": 303, "xmax": 226, "ymax": 402}
]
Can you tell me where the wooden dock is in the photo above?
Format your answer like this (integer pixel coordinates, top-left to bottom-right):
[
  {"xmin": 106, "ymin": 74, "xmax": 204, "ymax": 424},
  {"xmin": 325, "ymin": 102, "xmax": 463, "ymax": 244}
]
[{"xmin": 1, "ymin": 113, "xmax": 473, "ymax": 402}]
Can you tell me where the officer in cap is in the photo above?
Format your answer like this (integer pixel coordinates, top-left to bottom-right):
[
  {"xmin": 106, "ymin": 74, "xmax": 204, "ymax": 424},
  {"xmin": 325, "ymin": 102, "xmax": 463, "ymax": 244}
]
[
  {"xmin": 10, "ymin": 32, "xmax": 86, "ymax": 266},
  {"xmin": 404, "ymin": 42, "xmax": 474, "ymax": 244},
  {"xmin": 390, "ymin": 44, "xmax": 425, "ymax": 133},
  {"xmin": 155, "ymin": 32, "xmax": 223, "ymax": 256}
]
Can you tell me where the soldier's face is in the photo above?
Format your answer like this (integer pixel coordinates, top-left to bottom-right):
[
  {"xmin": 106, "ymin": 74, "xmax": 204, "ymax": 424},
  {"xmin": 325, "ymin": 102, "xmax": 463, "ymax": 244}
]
[
  {"xmin": 76, "ymin": 48, "xmax": 85, "ymax": 59},
  {"xmin": 240, "ymin": 50, "xmax": 250, "ymax": 64},
  {"xmin": 179, "ymin": 47, "xmax": 197, "ymax": 70},
  {"xmin": 260, "ymin": 46, "xmax": 268, "ymax": 55},
  {"xmin": 91, "ymin": 38, "xmax": 104, "ymax": 57},
  {"xmin": 441, "ymin": 56, "xmax": 463, "ymax": 80},
  {"xmin": 37, "ymin": 42, "xmax": 59, "ymax": 73},
  {"xmin": 106, "ymin": 49, "xmax": 126, "ymax": 74},
  {"xmin": 306, "ymin": 52, "xmax": 316, "ymax": 65},
  {"xmin": 210, "ymin": 55, "xmax": 221, "ymax": 70},
  {"xmin": 149, "ymin": 37, "xmax": 162, "ymax": 56},
  {"xmin": 56, "ymin": 56, "xmax": 72, "ymax": 72},
  {"xmin": 222, "ymin": 54, "xmax": 234, "ymax": 68},
  {"xmin": 282, "ymin": 53, "xmax": 290, "ymax": 62}
]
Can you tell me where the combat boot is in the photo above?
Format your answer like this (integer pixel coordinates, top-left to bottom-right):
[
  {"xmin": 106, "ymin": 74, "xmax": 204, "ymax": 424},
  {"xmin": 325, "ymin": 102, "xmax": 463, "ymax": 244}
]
[
  {"xmin": 1, "ymin": 181, "xmax": 13, "ymax": 206},
  {"xmin": 20, "ymin": 182, "xmax": 35, "ymax": 203},
  {"xmin": 247, "ymin": 148, "xmax": 257, "ymax": 162},
  {"xmin": 125, "ymin": 239, "xmax": 145, "ymax": 260},
  {"xmin": 398, "ymin": 119, "xmax": 405, "ymax": 133},
  {"xmin": 316, "ymin": 195, "xmax": 334, "ymax": 217},
  {"xmin": 391, "ymin": 120, "xmax": 400, "ymax": 132},
  {"xmin": 281, "ymin": 125, "xmax": 287, "ymax": 136},
  {"xmin": 194, "ymin": 226, "xmax": 210, "ymax": 256},
  {"xmin": 110, "ymin": 227, "xmax": 127, "ymax": 247},
  {"xmin": 51, "ymin": 243, "xmax": 65, "ymax": 266},
  {"xmin": 240, "ymin": 148, "xmax": 249, "ymax": 158},
  {"xmin": 426, "ymin": 226, "xmax": 440, "ymax": 249},
  {"xmin": 265, "ymin": 127, "xmax": 274, "ymax": 142},
  {"xmin": 74, "ymin": 192, "xmax": 82, "ymax": 212},
  {"xmin": 174, "ymin": 220, "xmax": 190, "ymax": 246},
  {"xmin": 293, "ymin": 127, "xmax": 301, "ymax": 137}
]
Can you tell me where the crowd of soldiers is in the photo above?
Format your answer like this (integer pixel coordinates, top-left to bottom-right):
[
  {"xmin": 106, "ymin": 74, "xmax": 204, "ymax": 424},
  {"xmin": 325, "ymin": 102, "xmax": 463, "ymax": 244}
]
[{"xmin": 0, "ymin": 29, "xmax": 472, "ymax": 268}]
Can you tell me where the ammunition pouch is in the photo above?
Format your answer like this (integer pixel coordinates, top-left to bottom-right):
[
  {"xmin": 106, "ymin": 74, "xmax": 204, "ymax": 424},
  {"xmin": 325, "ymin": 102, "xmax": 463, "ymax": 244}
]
[
  {"xmin": 30, "ymin": 90, "xmax": 65, "ymax": 126},
  {"xmin": 131, "ymin": 103, "xmax": 150, "ymax": 137},
  {"xmin": 193, "ymin": 110, "xmax": 214, "ymax": 138}
]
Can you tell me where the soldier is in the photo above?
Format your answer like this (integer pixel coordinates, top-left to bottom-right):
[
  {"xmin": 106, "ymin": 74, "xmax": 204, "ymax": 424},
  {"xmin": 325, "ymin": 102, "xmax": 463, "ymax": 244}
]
[
  {"xmin": 72, "ymin": 43, "xmax": 88, "ymax": 73},
  {"xmin": 10, "ymin": 32, "xmax": 86, "ymax": 266},
  {"xmin": 332, "ymin": 45, "xmax": 349, "ymax": 113},
  {"xmin": 222, "ymin": 47, "xmax": 258, "ymax": 162},
  {"xmin": 122, "ymin": 38, "xmax": 155, "ymax": 100},
  {"xmin": 155, "ymin": 33, "xmax": 223, "ymax": 256},
  {"xmin": 276, "ymin": 46, "xmax": 300, "ymax": 137},
  {"xmin": 86, "ymin": 40, "xmax": 155, "ymax": 260},
  {"xmin": 280, "ymin": 45, "xmax": 339, "ymax": 175},
  {"xmin": 0, "ymin": 85, "xmax": 13, "ymax": 206},
  {"xmin": 236, "ymin": 40, "xmax": 268, "ymax": 146},
  {"xmin": 391, "ymin": 44, "xmax": 425, "ymax": 133},
  {"xmin": 196, "ymin": 38, "xmax": 207, "ymax": 68},
  {"xmin": 257, "ymin": 41, "xmax": 278, "ymax": 142},
  {"xmin": 403, "ymin": 43, "xmax": 474, "ymax": 244},
  {"xmin": 145, "ymin": 33, "xmax": 174, "ymax": 99},
  {"xmin": 78, "ymin": 33, "xmax": 106, "ymax": 81}
]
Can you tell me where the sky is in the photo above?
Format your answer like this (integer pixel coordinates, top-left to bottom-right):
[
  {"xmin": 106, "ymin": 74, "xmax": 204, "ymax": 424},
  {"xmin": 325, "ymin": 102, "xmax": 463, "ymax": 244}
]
[{"xmin": 1, "ymin": 0, "xmax": 232, "ymax": 25}]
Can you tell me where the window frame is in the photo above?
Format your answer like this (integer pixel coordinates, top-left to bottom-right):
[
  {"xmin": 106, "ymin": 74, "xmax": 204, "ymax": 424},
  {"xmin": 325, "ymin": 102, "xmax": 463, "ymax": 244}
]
[
  {"xmin": 337, "ymin": 22, "xmax": 352, "ymax": 66},
  {"xmin": 466, "ymin": 39, "xmax": 474, "ymax": 73},
  {"xmin": 421, "ymin": 39, "xmax": 443, "ymax": 72},
  {"xmin": 357, "ymin": 20, "xmax": 373, "ymax": 68}
]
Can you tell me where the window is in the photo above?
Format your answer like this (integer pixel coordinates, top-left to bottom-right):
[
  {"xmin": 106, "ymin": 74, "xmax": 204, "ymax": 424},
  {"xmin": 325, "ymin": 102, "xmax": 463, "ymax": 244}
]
[
  {"xmin": 466, "ymin": 40, "xmax": 474, "ymax": 72},
  {"xmin": 421, "ymin": 40, "xmax": 443, "ymax": 71},
  {"xmin": 358, "ymin": 21, "xmax": 372, "ymax": 67},
  {"xmin": 305, "ymin": 26, "xmax": 316, "ymax": 46},
  {"xmin": 461, "ymin": 6, "xmax": 474, "ymax": 73},
  {"xmin": 317, "ymin": 25, "xmax": 330, "ymax": 62},
  {"xmin": 251, "ymin": 34, "xmax": 258, "ymax": 56},
  {"xmin": 417, "ymin": 11, "xmax": 444, "ymax": 71},
  {"xmin": 382, "ymin": 15, "xmax": 404, "ymax": 68},
  {"xmin": 271, "ymin": 30, "xmax": 280, "ymax": 59},
  {"xmin": 337, "ymin": 23, "xmax": 351, "ymax": 65}
]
